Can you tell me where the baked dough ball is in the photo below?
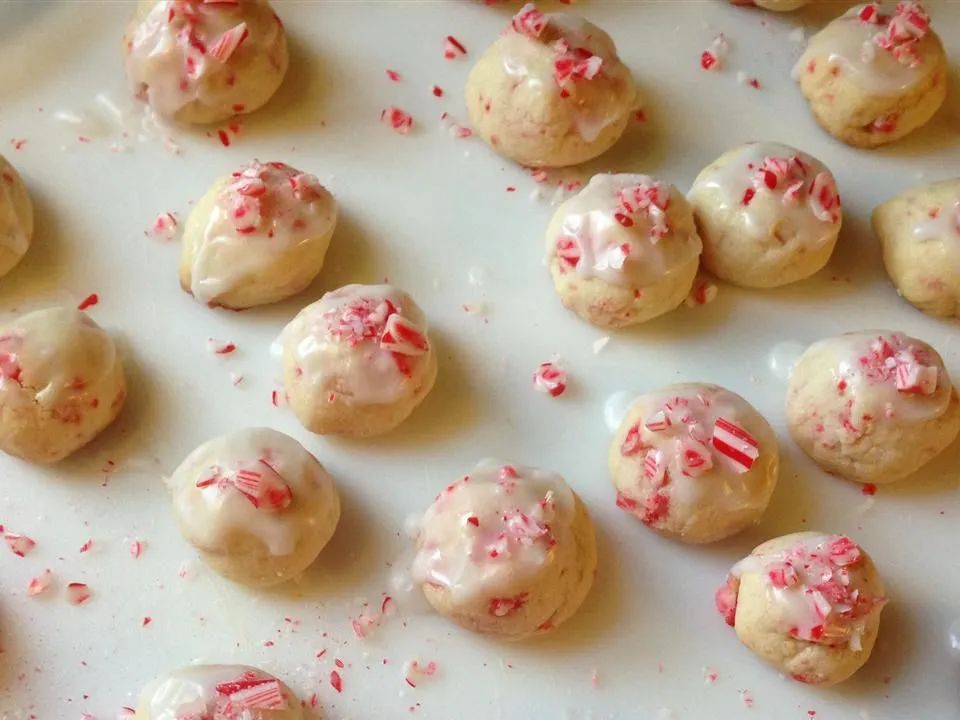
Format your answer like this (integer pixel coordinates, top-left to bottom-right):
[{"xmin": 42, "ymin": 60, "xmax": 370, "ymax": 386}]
[
  {"xmin": 412, "ymin": 460, "xmax": 597, "ymax": 639},
  {"xmin": 280, "ymin": 284, "xmax": 437, "ymax": 437},
  {"xmin": 716, "ymin": 532, "xmax": 887, "ymax": 686},
  {"xmin": 0, "ymin": 155, "xmax": 33, "ymax": 279},
  {"xmin": 873, "ymin": 177, "xmax": 960, "ymax": 318},
  {"xmin": 124, "ymin": 0, "xmax": 288, "ymax": 124},
  {"xmin": 466, "ymin": 4, "xmax": 638, "ymax": 168},
  {"xmin": 729, "ymin": 0, "xmax": 811, "ymax": 10},
  {"xmin": 794, "ymin": 3, "xmax": 947, "ymax": 148},
  {"xmin": 688, "ymin": 142, "xmax": 842, "ymax": 288},
  {"xmin": 136, "ymin": 664, "xmax": 302, "ymax": 719},
  {"xmin": 180, "ymin": 160, "xmax": 337, "ymax": 309},
  {"xmin": 168, "ymin": 427, "xmax": 340, "ymax": 586},
  {"xmin": 786, "ymin": 330, "xmax": 960, "ymax": 484},
  {"xmin": 545, "ymin": 174, "xmax": 702, "ymax": 327},
  {"xmin": 610, "ymin": 383, "xmax": 779, "ymax": 544},
  {"xmin": 0, "ymin": 307, "xmax": 126, "ymax": 463}
]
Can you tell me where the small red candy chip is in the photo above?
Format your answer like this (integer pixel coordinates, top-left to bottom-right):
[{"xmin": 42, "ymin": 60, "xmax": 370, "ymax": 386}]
[
  {"xmin": 715, "ymin": 575, "xmax": 740, "ymax": 626},
  {"xmin": 77, "ymin": 293, "xmax": 100, "ymax": 311},
  {"xmin": 3, "ymin": 529, "xmax": 36, "ymax": 557},
  {"xmin": 511, "ymin": 3, "xmax": 546, "ymax": 38},
  {"xmin": 443, "ymin": 35, "xmax": 467, "ymax": 59},
  {"xmin": 329, "ymin": 670, "xmax": 343, "ymax": 693},
  {"xmin": 619, "ymin": 424, "xmax": 647, "ymax": 456},
  {"xmin": 700, "ymin": 50, "xmax": 718, "ymax": 71},
  {"xmin": 380, "ymin": 314, "xmax": 429, "ymax": 356},
  {"xmin": 66, "ymin": 582, "xmax": 92, "ymax": 605},
  {"xmin": 533, "ymin": 361, "xmax": 567, "ymax": 397},
  {"xmin": 380, "ymin": 106, "xmax": 414, "ymax": 134},
  {"xmin": 555, "ymin": 235, "xmax": 581, "ymax": 269},
  {"xmin": 27, "ymin": 569, "xmax": 53, "ymax": 597},
  {"xmin": 767, "ymin": 562, "xmax": 799, "ymax": 589},
  {"xmin": 641, "ymin": 492, "xmax": 670, "ymax": 525},
  {"xmin": 488, "ymin": 592, "xmax": 528, "ymax": 617}
]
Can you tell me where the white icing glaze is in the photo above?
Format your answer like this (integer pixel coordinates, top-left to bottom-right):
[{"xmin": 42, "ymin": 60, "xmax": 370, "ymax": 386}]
[
  {"xmin": 0, "ymin": 156, "xmax": 31, "ymax": 259},
  {"xmin": 190, "ymin": 160, "xmax": 336, "ymax": 303},
  {"xmin": 731, "ymin": 534, "xmax": 885, "ymax": 649},
  {"xmin": 412, "ymin": 461, "xmax": 576, "ymax": 605},
  {"xmin": 546, "ymin": 174, "xmax": 702, "ymax": 287},
  {"xmin": 688, "ymin": 142, "xmax": 841, "ymax": 246},
  {"xmin": 168, "ymin": 427, "xmax": 337, "ymax": 557},
  {"xmin": 617, "ymin": 386, "xmax": 772, "ymax": 516},
  {"xmin": 804, "ymin": 330, "xmax": 952, "ymax": 425},
  {"xmin": 499, "ymin": 6, "xmax": 637, "ymax": 142},
  {"xmin": 794, "ymin": 3, "xmax": 936, "ymax": 96},
  {"xmin": 280, "ymin": 284, "xmax": 432, "ymax": 406},
  {"xmin": 913, "ymin": 199, "xmax": 960, "ymax": 269},
  {"xmin": 125, "ymin": 0, "xmax": 286, "ymax": 119},
  {"xmin": 138, "ymin": 664, "xmax": 301, "ymax": 720},
  {"xmin": 0, "ymin": 307, "xmax": 119, "ymax": 411}
]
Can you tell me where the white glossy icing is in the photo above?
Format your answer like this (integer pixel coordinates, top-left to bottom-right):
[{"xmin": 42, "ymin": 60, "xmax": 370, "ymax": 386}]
[
  {"xmin": 125, "ymin": 0, "xmax": 286, "ymax": 119},
  {"xmin": 732, "ymin": 534, "xmax": 885, "ymax": 648},
  {"xmin": 794, "ymin": 3, "xmax": 936, "ymax": 95},
  {"xmin": 546, "ymin": 174, "xmax": 702, "ymax": 287},
  {"xmin": 499, "ymin": 6, "xmax": 637, "ymax": 142},
  {"xmin": 280, "ymin": 284, "xmax": 431, "ymax": 406},
  {"xmin": 169, "ymin": 427, "xmax": 337, "ymax": 557},
  {"xmin": 688, "ymin": 142, "xmax": 841, "ymax": 246},
  {"xmin": 0, "ymin": 156, "xmax": 31, "ymax": 259},
  {"xmin": 617, "ymin": 386, "xmax": 772, "ymax": 516},
  {"xmin": 0, "ymin": 307, "xmax": 119, "ymax": 411},
  {"xmin": 139, "ymin": 664, "xmax": 301, "ymax": 720},
  {"xmin": 412, "ymin": 461, "xmax": 576, "ymax": 606},
  {"xmin": 190, "ymin": 160, "xmax": 336, "ymax": 303},
  {"xmin": 804, "ymin": 331, "xmax": 952, "ymax": 425}
]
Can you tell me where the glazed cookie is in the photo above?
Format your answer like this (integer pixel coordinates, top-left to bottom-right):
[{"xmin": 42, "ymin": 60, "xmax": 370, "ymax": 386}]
[
  {"xmin": 466, "ymin": 4, "xmax": 639, "ymax": 168},
  {"xmin": 545, "ymin": 174, "xmax": 702, "ymax": 327},
  {"xmin": 0, "ymin": 155, "xmax": 33, "ymax": 279},
  {"xmin": 730, "ymin": 0, "xmax": 811, "ymax": 9},
  {"xmin": 136, "ymin": 665, "xmax": 302, "ymax": 719},
  {"xmin": 180, "ymin": 160, "xmax": 337, "ymax": 309},
  {"xmin": 0, "ymin": 307, "xmax": 126, "ymax": 463},
  {"xmin": 124, "ymin": 0, "xmax": 288, "ymax": 124},
  {"xmin": 794, "ymin": 2, "xmax": 947, "ymax": 148},
  {"xmin": 280, "ymin": 284, "xmax": 437, "ymax": 437},
  {"xmin": 610, "ymin": 384, "xmax": 779, "ymax": 544},
  {"xmin": 168, "ymin": 427, "xmax": 340, "ymax": 586},
  {"xmin": 787, "ymin": 330, "xmax": 959, "ymax": 484},
  {"xmin": 716, "ymin": 532, "xmax": 887, "ymax": 686},
  {"xmin": 412, "ymin": 461, "xmax": 597, "ymax": 639},
  {"xmin": 688, "ymin": 142, "xmax": 842, "ymax": 288},
  {"xmin": 873, "ymin": 177, "xmax": 960, "ymax": 318}
]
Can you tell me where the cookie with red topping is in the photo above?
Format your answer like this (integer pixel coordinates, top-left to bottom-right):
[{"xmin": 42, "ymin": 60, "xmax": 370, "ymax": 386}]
[
  {"xmin": 136, "ymin": 664, "xmax": 302, "ymax": 718},
  {"xmin": 124, "ymin": 0, "xmax": 288, "ymax": 124},
  {"xmin": 466, "ymin": 4, "xmax": 639, "ymax": 168},
  {"xmin": 794, "ymin": 2, "xmax": 947, "ymax": 148},
  {"xmin": 0, "ymin": 154, "xmax": 32, "ymax": 279},
  {"xmin": 0, "ymin": 307, "xmax": 126, "ymax": 463},
  {"xmin": 786, "ymin": 330, "xmax": 959, "ymax": 483},
  {"xmin": 688, "ymin": 142, "xmax": 842, "ymax": 288},
  {"xmin": 545, "ymin": 174, "xmax": 702, "ymax": 327},
  {"xmin": 412, "ymin": 460, "xmax": 597, "ymax": 639},
  {"xmin": 873, "ymin": 177, "xmax": 960, "ymax": 318},
  {"xmin": 716, "ymin": 532, "xmax": 887, "ymax": 686},
  {"xmin": 280, "ymin": 284, "xmax": 437, "ymax": 437},
  {"xmin": 180, "ymin": 160, "xmax": 337, "ymax": 309},
  {"xmin": 610, "ymin": 383, "xmax": 779, "ymax": 543}
]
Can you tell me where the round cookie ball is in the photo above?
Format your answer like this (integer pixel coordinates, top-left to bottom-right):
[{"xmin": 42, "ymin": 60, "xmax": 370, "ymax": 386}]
[
  {"xmin": 0, "ymin": 307, "xmax": 126, "ymax": 463},
  {"xmin": 688, "ymin": 142, "xmax": 842, "ymax": 288},
  {"xmin": 715, "ymin": 532, "xmax": 887, "ymax": 686},
  {"xmin": 730, "ymin": 0, "xmax": 811, "ymax": 10},
  {"xmin": 180, "ymin": 160, "xmax": 337, "ymax": 309},
  {"xmin": 786, "ymin": 330, "xmax": 960, "ymax": 484},
  {"xmin": 545, "ymin": 174, "xmax": 702, "ymax": 327},
  {"xmin": 124, "ymin": 0, "xmax": 288, "ymax": 124},
  {"xmin": 136, "ymin": 664, "xmax": 302, "ymax": 719},
  {"xmin": 412, "ymin": 460, "xmax": 597, "ymax": 639},
  {"xmin": 0, "ymin": 155, "xmax": 33, "ymax": 279},
  {"xmin": 794, "ymin": 3, "xmax": 947, "ymax": 148},
  {"xmin": 873, "ymin": 177, "xmax": 960, "ymax": 318},
  {"xmin": 466, "ymin": 3, "xmax": 639, "ymax": 168},
  {"xmin": 280, "ymin": 284, "xmax": 437, "ymax": 437},
  {"xmin": 610, "ymin": 383, "xmax": 779, "ymax": 544},
  {"xmin": 168, "ymin": 427, "xmax": 340, "ymax": 586}
]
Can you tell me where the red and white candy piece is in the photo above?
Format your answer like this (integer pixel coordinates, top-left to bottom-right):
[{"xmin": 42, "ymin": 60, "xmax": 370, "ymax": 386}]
[
  {"xmin": 533, "ymin": 361, "xmax": 567, "ymax": 397},
  {"xmin": 711, "ymin": 417, "xmax": 759, "ymax": 474},
  {"xmin": 555, "ymin": 236, "xmax": 581, "ymax": 269},
  {"xmin": 894, "ymin": 355, "xmax": 938, "ymax": 395},
  {"xmin": 3, "ymin": 529, "xmax": 35, "ymax": 557},
  {"xmin": 27, "ymin": 569, "xmax": 53, "ymax": 597},
  {"xmin": 380, "ymin": 314, "xmax": 429, "ymax": 356},
  {"xmin": 381, "ymin": 106, "xmax": 414, "ymax": 134},
  {"xmin": 66, "ymin": 582, "xmax": 92, "ymax": 605},
  {"xmin": 207, "ymin": 22, "xmax": 249, "ymax": 63},
  {"xmin": 511, "ymin": 3, "xmax": 546, "ymax": 38},
  {"xmin": 216, "ymin": 673, "xmax": 287, "ymax": 710}
]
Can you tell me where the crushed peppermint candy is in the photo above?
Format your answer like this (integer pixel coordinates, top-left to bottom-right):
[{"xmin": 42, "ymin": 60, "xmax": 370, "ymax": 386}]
[
  {"xmin": 208, "ymin": 338, "xmax": 237, "ymax": 355},
  {"xmin": 27, "ymin": 569, "xmax": 54, "ymax": 596},
  {"xmin": 443, "ymin": 35, "xmax": 467, "ymax": 59},
  {"xmin": 381, "ymin": 106, "xmax": 414, "ymax": 134},
  {"xmin": 616, "ymin": 181, "xmax": 671, "ymax": 241},
  {"xmin": 712, "ymin": 417, "xmax": 760, "ymax": 473},
  {"xmin": 701, "ymin": 34, "xmax": 729, "ymax": 71},
  {"xmin": 3, "ymin": 528, "xmax": 36, "ymax": 557},
  {"xmin": 511, "ymin": 3, "xmax": 546, "ymax": 38},
  {"xmin": 533, "ymin": 361, "xmax": 567, "ymax": 397},
  {"xmin": 149, "ymin": 211, "xmax": 180, "ymax": 240},
  {"xmin": 66, "ymin": 582, "xmax": 92, "ymax": 605},
  {"xmin": 196, "ymin": 459, "xmax": 293, "ymax": 512},
  {"xmin": 215, "ymin": 672, "xmax": 288, "ymax": 710},
  {"xmin": 861, "ymin": 1, "xmax": 931, "ymax": 68},
  {"xmin": 223, "ymin": 160, "xmax": 326, "ymax": 237},
  {"xmin": 403, "ymin": 658, "xmax": 438, "ymax": 688}
]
